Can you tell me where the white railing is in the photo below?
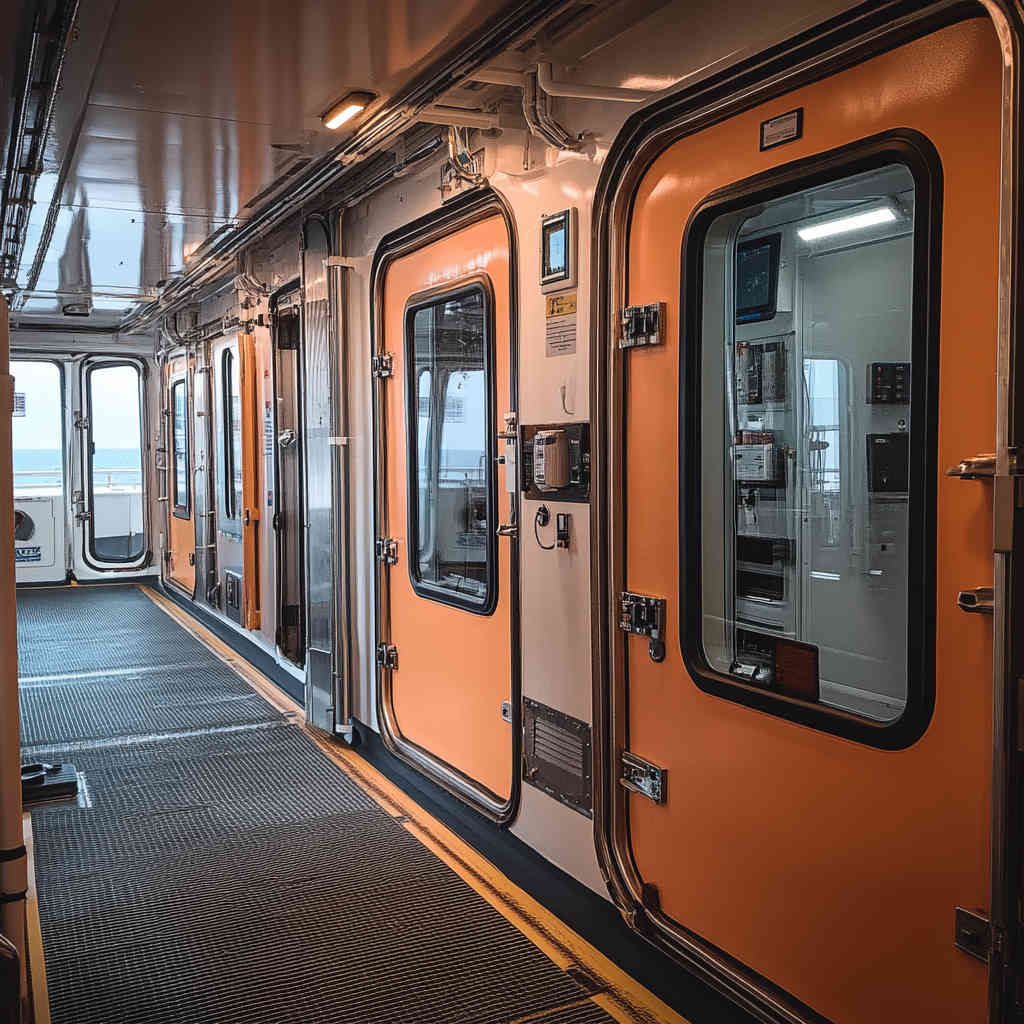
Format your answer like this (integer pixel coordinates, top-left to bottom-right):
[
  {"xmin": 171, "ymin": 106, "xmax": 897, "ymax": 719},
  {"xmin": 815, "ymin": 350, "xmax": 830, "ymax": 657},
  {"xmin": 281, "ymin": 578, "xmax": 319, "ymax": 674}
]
[{"xmin": 14, "ymin": 468, "xmax": 142, "ymax": 493}]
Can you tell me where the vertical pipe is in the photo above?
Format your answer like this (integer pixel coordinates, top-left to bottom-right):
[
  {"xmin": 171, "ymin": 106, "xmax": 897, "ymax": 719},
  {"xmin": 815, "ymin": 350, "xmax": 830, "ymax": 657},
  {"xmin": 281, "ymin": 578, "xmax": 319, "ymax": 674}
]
[{"xmin": 0, "ymin": 295, "xmax": 27, "ymax": 1015}]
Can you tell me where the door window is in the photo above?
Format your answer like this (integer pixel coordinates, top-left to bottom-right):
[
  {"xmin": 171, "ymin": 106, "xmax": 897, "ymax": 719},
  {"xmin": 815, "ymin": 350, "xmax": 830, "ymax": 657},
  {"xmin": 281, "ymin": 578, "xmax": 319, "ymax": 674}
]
[
  {"xmin": 171, "ymin": 379, "xmax": 190, "ymax": 517},
  {"xmin": 12, "ymin": 361, "xmax": 63, "ymax": 499},
  {"xmin": 405, "ymin": 284, "xmax": 495, "ymax": 612},
  {"xmin": 216, "ymin": 346, "xmax": 242, "ymax": 536},
  {"xmin": 87, "ymin": 363, "xmax": 145, "ymax": 562},
  {"xmin": 689, "ymin": 155, "xmax": 935, "ymax": 738}
]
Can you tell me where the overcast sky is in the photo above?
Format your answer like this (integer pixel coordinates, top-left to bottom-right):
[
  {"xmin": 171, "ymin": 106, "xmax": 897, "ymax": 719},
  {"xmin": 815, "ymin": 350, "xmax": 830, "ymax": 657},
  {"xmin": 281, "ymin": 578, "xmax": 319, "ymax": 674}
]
[{"xmin": 12, "ymin": 361, "xmax": 141, "ymax": 451}]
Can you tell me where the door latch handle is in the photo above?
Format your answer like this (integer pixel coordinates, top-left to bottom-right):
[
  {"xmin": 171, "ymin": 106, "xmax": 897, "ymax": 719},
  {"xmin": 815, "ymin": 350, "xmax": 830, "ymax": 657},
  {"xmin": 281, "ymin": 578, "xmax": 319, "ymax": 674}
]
[
  {"xmin": 957, "ymin": 587, "xmax": 994, "ymax": 614},
  {"xmin": 496, "ymin": 523, "xmax": 518, "ymax": 538},
  {"xmin": 278, "ymin": 429, "xmax": 296, "ymax": 448}
]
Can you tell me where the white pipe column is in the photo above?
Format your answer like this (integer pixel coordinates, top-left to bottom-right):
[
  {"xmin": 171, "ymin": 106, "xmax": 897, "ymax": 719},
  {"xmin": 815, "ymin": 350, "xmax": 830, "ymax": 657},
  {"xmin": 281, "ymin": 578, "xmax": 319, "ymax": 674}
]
[{"xmin": 0, "ymin": 294, "xmax": 27, "ymax": 1015}]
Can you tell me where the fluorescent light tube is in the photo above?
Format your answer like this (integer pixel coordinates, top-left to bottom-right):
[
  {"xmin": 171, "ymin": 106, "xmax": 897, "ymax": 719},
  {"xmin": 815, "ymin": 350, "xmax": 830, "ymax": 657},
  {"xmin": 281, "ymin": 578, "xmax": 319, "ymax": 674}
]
[
  {"xmin": 322, "ymin": 92, "xmax": 374, "ymax": 130},
  {"xmin": 797, "ymin": 202, "xmax": 899, "ymax": 242}
]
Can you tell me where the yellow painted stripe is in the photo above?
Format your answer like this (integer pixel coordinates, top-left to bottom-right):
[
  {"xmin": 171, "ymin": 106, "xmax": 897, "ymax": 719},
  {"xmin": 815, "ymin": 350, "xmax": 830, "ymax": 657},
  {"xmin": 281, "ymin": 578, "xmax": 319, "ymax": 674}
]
[
  {"xmin": 22, "ymin": 814, "xmax": 51, "ymax": 1024},
  {"xmin": 139, "ymin": 586, "xmax": 690, "ymax": 1024}
]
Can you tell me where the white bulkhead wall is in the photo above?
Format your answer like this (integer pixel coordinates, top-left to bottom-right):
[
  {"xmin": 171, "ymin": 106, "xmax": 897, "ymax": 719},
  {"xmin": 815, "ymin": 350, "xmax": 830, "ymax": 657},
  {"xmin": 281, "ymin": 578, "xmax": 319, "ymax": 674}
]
[{"xmin": 342, "ymin": 0, "xmax": 857, "ymax": 894}]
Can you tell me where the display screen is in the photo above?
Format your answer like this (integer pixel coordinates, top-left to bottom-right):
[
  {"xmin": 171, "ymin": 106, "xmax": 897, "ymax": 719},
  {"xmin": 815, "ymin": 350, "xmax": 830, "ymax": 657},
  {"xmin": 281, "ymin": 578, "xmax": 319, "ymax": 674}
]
[
  {"xmin": 736, "ymin": 234, "xmax": 780, "ymax": 322},
  {"xmin": 543, "ymin": 219, "xmax": 568, "ymax": 279}
]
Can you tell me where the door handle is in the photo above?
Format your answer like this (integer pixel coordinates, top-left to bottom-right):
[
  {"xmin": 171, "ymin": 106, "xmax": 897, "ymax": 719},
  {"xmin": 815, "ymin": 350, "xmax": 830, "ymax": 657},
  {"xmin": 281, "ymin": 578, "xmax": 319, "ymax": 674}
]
[
  {"xmin": 957, "ymin": 587, "xmax": 993, "ymax": 614},
  {"xmin": 496, "ymin": 523, "xmax": 518, "ymax": 538},
  {"xmin": 278, "ymin": 429, "xmax": 296, "ymax": 448},
  {"xmin": 244, "ymin": 508, "xmax": 251, "ymax": 527}
]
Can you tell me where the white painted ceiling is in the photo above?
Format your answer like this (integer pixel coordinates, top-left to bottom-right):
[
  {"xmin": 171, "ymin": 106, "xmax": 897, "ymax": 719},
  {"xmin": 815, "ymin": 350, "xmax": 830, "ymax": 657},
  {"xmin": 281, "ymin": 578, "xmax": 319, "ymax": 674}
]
[{"xmin": 4, "ymin": 0, "xmax": 535, "ymax": 327}]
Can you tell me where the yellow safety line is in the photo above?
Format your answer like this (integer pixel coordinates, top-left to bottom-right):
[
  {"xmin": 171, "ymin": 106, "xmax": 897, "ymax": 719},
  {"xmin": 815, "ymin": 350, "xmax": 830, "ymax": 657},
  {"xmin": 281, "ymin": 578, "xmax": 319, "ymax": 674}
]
[
  {"xmin": 139, "ymin": 586, "xmax": 690, "ymax": 1024},
  {"xmin": 22, "ymin": 814, "xmax": 51, "ymax": 1024}
]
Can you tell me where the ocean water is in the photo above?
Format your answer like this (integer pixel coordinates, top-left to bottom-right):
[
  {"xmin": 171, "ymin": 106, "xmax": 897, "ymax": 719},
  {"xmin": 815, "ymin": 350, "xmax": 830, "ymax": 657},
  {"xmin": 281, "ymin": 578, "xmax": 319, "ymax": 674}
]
[{"xmin": 14, "ymin": 448, "xmax": 141, "ymax": 490}]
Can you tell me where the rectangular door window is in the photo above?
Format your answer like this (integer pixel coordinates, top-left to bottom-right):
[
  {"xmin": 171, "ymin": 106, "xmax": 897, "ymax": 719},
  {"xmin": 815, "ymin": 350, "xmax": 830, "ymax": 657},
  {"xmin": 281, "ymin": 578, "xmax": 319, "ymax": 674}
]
[
  {"xmin": 171, "ymin": 379, "xmax": 190, "ymax": 517},
  {"xmin": 12, "ymin": 361, "xmax": 63, "ymax": 499},
  {"xmin": 695, "ymin": 161, "xmax": 922, "ymax": 727},
  {"xmin": 87, "ymin": 362, "xmax": 145, "ymax": 562},
  {"xmin": 405, "ymin": 284, "xmax": 494, "ymax": 612}
]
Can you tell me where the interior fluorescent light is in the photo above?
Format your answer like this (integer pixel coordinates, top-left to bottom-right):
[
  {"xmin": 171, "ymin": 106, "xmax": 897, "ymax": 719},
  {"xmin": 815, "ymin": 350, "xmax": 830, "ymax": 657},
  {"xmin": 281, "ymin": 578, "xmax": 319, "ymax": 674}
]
[
  {"xmin": 797, "ymin": 201, "xmax": 900, "ymax": 242},
  {"xmin": 322, "ymin": 92, "xmax": 374, "ymax": 130}
]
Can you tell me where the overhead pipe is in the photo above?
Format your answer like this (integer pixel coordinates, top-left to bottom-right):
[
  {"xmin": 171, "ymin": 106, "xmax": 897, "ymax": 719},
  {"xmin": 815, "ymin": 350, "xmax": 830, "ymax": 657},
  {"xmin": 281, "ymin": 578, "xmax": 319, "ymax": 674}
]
[
  {"xmin": 417, "ymin": 105, "xmax": 500, "ymax": 130},
  {"xmin": 535, "ymin": 61, "xmax": 655, "ymax": 102},
  {"xmin": 467, "ymin": 67, "xmax": 525, "ymax": 88},
  {"xmin": 0, "ymin": 296, "xmax": 28, "ymax": 1020},
  {"xmin": 3, "ymin": 0, "xmax": 82, "ymax": 305},
  {"xmin": 466, "ymin": 65, "xmax": 581, "ymax": 151},
  {"xmin": 523, "ymin": 70, "xmax": 581, "ymax": 151}
]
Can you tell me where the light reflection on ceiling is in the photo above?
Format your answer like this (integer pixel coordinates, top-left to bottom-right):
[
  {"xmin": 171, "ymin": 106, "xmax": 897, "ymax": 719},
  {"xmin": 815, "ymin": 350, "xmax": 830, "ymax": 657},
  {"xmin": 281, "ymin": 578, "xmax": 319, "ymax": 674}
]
[{"xmin": 8, "ymin": 0, "xmax": 507, "ymax": 328}]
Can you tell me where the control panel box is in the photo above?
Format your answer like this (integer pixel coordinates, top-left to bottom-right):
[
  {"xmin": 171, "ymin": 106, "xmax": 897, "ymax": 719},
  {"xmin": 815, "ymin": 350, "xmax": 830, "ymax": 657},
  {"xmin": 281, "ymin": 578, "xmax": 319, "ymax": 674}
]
[
  {"xmin": 520, "ymin": 422, "xmax": 590, "ymax": 502},
  {"xmin": 867, "ymin": 361, "xmax": 911, "ymax": 404},
  {"xmin": 867, "ymin": 432, "xmax": 910, "ymax": 494}
]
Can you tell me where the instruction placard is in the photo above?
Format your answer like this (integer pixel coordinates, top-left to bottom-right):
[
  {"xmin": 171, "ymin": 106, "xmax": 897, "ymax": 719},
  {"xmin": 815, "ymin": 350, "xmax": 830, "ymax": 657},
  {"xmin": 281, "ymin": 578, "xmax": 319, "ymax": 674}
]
[
  {"xmin": 545, "ymin": 291, "xmax": 577, "ymax": 358},
  {"xmin": 13, "ymin": 392, "xmax": 25, "ymax": 417}
]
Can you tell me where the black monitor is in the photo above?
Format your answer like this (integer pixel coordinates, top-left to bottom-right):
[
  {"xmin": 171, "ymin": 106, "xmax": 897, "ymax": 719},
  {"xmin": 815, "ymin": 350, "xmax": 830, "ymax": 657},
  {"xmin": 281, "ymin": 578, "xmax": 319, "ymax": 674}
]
[{"xmin": 736, "ymin": 233, "xmax": 781, "ymax": 324}]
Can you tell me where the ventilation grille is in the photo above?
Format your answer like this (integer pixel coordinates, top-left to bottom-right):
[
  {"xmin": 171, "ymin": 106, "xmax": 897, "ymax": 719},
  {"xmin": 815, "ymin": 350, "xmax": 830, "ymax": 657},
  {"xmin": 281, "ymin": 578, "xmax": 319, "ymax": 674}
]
[{"xmin": 523, "ymin": 698, "xmax": 592, "ymax": 817}]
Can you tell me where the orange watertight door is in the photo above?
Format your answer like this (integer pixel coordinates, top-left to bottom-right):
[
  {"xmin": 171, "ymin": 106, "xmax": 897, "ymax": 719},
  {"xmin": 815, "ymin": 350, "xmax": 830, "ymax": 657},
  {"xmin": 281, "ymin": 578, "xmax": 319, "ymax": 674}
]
[
  {"xmin": 379, "ymin": 213, "xmax": 515, "ymax": 813},
  {"xmin": 618, "ymin": 18, "xmax": 999, "ymax": 1024},
  {"xmin": 166, "ymin": 354, "xmax": 195, "ymax": 595}
]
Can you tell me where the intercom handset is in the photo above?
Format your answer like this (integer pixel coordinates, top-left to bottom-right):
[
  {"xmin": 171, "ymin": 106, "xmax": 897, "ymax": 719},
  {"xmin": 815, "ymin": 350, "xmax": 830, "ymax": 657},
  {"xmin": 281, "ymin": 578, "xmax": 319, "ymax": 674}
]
[{"xmin": 533, "ymin": 429, "xmax": 570, "ymax": 491}]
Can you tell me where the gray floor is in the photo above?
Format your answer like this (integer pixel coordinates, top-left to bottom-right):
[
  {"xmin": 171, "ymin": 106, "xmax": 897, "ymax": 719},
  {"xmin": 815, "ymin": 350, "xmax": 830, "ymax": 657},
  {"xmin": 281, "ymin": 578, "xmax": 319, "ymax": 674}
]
[{"xmin": 19, "ymin": 585, "xmax": 615, "ymax": 1024}]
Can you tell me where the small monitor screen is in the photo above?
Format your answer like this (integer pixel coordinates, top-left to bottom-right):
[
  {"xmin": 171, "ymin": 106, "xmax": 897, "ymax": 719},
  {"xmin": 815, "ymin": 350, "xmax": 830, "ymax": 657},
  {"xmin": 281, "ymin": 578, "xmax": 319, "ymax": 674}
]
[
  {"xmin": 543, "ymin": 219, "xmax": 568, "ymax": 279},
  {"xmin": 736, "ymin": 234, "xmax": 780, "ymax": 323}
]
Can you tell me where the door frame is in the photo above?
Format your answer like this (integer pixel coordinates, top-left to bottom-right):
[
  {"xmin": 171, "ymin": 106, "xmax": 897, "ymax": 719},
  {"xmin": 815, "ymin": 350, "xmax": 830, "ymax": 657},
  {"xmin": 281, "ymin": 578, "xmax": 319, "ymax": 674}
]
[
  {"xmin": 270, "ymin": 280, "xmax": 306, "ymax": 667},
  {"xmin": 163, "ymin": 348, "xmax": 196, "ymax": 599},
  {"xmin": 370, "ymin": 188, "xmax": 522, "ymax": 824},
  {"xmin": 590, "ymin": 2, "xmax": 1024, "ymax": 1022},
  {"xmin": 75, "ymin": 354, "xmax": 151, "ymax": 574},
  {"xmin": 10, "ymin": 355, "xmax": 69, "ymax": 584}
]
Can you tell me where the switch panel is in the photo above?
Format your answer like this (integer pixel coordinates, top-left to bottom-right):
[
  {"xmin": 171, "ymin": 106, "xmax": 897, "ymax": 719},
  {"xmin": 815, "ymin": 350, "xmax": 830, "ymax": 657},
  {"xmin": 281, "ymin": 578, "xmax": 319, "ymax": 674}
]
[{"xmin": 867, "ymin": 361, "xmax": 911, "ymax": 404}]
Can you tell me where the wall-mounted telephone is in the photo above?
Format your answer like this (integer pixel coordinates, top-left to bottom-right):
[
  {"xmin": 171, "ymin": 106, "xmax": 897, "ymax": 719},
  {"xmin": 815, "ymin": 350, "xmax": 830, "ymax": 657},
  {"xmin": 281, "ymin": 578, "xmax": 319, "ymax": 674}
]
[
  {"xmin": 533, "ymin": 430, "xmax": 570, "ymax": 491},
  {"xmin": 520, "ymin": 422, "xmax": 590, "ymax": 502}
]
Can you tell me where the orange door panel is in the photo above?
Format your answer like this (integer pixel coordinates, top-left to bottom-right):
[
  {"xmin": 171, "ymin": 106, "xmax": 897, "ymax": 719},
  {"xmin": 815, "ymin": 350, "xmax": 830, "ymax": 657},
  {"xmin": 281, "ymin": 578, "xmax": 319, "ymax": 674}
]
[
  {"xmin": 166, "ymin": 356, "xmax": 195, "ymax": 594},
  {"xmin": 381, "ymin": 214, "xmax": 515, "ymax": 808},
  {"xmin": 620, "ymin": 18, "xmax": 998, "ymax": 1023}
]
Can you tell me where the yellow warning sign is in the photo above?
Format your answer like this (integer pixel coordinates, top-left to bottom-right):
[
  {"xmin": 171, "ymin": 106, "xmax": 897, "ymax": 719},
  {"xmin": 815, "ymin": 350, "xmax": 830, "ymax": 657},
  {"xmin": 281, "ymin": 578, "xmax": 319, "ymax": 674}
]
[{"xmin": 546, "ymin": 292, "xmax": 577, "ymax": 318}]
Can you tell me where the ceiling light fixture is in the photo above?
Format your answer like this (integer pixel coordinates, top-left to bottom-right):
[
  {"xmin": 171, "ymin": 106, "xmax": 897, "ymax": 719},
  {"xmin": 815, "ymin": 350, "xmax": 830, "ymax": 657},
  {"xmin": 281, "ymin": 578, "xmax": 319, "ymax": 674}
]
[
  {"xmin": 322, "ymin": 91, "xmax": 375, "ymax": 130},
  {"xmin": 796, "ymin": 200, "xmax": 901, "ymax": 242}
]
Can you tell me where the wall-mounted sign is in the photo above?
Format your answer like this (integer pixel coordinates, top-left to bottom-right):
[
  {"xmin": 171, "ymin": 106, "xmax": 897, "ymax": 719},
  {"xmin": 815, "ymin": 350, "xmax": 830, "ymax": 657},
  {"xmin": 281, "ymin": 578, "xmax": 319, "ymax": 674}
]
[
  {"xmin": 13, "ymin": 393, "xmax": 26, "ymax": 417},
  {"xmin": 760, "ymin": 108, "xmax": 803, "ymax": 151},
  {"xmin": 545, "ymin": 291, "xmax": 577, "ymax": 358}
]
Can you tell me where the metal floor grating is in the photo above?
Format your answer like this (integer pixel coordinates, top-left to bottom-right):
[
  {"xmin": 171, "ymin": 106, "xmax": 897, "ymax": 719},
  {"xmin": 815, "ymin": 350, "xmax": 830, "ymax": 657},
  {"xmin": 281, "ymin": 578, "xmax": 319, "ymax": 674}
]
[
  {"xmin": 21, "ymin": 586, "xmax": 619, "ymax": 1024},
  {"xmin": 20, "ymin": 665, "xmax": 282, "ymax": 748}
]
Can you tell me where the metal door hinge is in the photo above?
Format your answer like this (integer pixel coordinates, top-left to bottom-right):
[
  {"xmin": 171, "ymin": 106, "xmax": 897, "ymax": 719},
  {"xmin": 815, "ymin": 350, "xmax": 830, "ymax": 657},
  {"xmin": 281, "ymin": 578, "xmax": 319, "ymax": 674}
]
[
  {"xmin": 619, "ymin": 591, "xmax": 666, "ymax": 662},
  {"xmin": 619, "ymin": 750, "xmax": 666, "ymax": 804},
  {"xmin": 371, "ymin": 353, "xmax": 394, "ymax": 379},
  {"xmin": 619, "ymin": 302, "xmax": 666, "ymax": 350},
  {"xmin": 375, "ymin": 537, "xmax": 398, "ymax": 565},
  {"xmin": 72, "ymin": 411, "xmax": 89, "ymax": 430},
  {"xmin": 74, "ymin": 508, "xmax": 92, "ymax": 523},
  {"xmin": 500, "ymin": 700, "xmax": 512, "ymax": 723},
  {"xmin": 376, "ymin": 643, "xmax": 398, "ymax": 670},
  {"xmin": 955, "ymin": 907, "xmax": 992, "ymax": 962}
]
